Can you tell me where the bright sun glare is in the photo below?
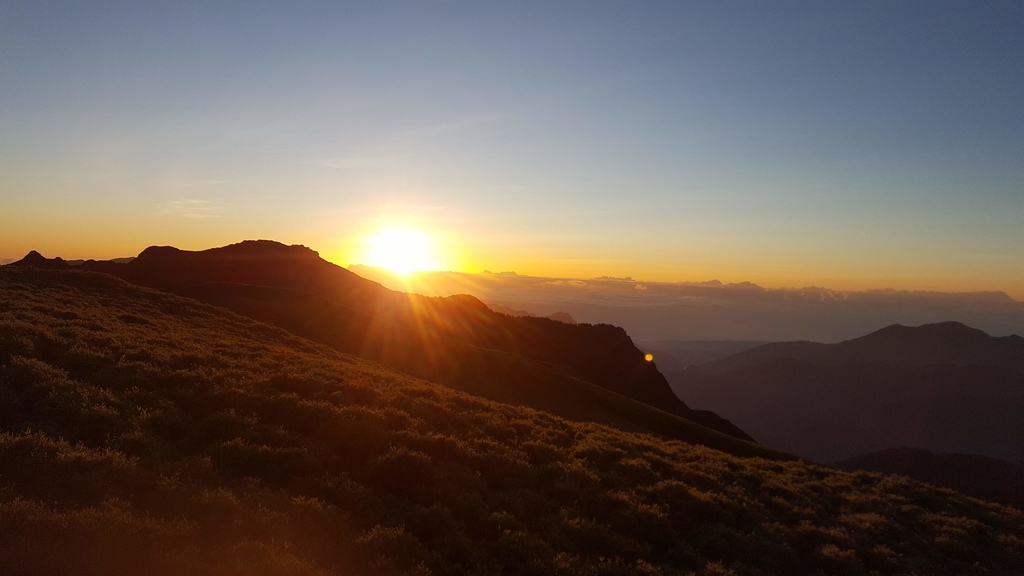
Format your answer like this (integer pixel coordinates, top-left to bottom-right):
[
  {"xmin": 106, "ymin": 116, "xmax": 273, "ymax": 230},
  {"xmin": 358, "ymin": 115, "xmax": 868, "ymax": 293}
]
[{"xmin": 365, "ymin": 227, "xmax": 437, "ymax": 276}]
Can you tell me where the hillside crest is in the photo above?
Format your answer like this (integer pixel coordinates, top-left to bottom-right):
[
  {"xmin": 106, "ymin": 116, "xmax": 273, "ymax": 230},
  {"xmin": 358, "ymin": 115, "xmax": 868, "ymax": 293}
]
[{"xmin": 7, "ymin": 240, "xmax": 754, "ymax": 445}]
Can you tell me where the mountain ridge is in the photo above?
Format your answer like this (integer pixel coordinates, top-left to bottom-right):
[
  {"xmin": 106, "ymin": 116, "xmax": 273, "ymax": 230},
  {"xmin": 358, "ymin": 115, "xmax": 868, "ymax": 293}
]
[
  {"xmin": 699, "ymin": 321, "xmax": 1024, "ymax": 375},
  {"xmin": 670, "ymin": 321, "xmax": 1024, "ymax": 462},
  {"xmin": 9, "ymin": 242, "xmax": 753, "ymax": 444}
]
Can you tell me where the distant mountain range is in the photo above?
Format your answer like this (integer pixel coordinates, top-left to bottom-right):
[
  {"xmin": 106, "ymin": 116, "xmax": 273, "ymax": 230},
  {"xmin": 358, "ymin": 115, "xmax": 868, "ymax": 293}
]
[
  {"xmin": 669, "ymin": 322, "xmax": 1024, "ymax": 462},
  {"xmin": 9, "ymin": 241, "xmax": 757, "ymax": 452},
  {"xmin": 698, "ymin": 321, "xmax": 1024, "ymax": 374}
]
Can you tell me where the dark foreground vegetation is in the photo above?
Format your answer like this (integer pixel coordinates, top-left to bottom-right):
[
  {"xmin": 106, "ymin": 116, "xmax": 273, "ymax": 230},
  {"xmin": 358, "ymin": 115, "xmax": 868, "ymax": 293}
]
[
  {"xmin": 835, "ymin": 448, "xmax": 1024, "ymax": 510},
  {"xmin": 2, "ymin": 267, "xmax": 1023, "ymax": 575}
]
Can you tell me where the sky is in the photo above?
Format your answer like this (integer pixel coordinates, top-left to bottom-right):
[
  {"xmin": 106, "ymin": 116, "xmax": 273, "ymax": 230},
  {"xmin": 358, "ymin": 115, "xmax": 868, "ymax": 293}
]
[{"xmin": 2, "ymin": 1, "xmax": 1022, "ymax": 297}]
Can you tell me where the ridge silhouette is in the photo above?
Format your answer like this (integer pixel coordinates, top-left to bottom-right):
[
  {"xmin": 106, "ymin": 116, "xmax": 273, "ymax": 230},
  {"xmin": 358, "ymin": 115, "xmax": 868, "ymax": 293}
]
[
  {"xmin": 698, "ymin": 321, "xmax": 1024, "ymax": 374},
  {"xmin": 9, "ymin": 242, "xmax": 753, "ymax": 444}
]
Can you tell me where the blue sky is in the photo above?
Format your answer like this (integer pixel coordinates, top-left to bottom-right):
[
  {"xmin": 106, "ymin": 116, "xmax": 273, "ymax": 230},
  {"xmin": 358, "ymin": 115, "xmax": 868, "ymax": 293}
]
[{"xmin": 2, "ymin": 1, "xmax": 1022, "ymax": 295}]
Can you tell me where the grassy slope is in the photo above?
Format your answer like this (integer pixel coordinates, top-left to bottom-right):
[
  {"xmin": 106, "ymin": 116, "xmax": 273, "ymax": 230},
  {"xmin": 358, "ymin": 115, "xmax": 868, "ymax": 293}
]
[
  {"xmin": 834, "ymin": 448, "xmax": 1024, "ymax": 510},
  {"xmin": 1, "ymin": 267, "xmax": 1023, "ymax": 576},
  {"xmin": 179, "ymin": 281, "xmax": 761, "ymax": 453},
  {"xmin": 82, "ymin": 241, "xmax": 708, "ymax": 429}
]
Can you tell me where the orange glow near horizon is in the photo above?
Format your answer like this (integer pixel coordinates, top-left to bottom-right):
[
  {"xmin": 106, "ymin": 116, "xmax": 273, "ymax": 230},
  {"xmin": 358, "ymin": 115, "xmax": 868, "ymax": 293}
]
[
  {"xmin": 4, "ymin": 230, "xmax": 1021, "ymax": 300},
  {"xmin": 453, "ymin": 255, "xmax": 1024, "ymax": 299}
]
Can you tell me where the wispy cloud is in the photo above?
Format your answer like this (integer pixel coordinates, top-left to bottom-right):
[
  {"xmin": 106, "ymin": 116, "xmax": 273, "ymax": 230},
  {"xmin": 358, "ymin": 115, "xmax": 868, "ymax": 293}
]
[{"xmin": 159, "ymin": 199, "xmax": 224, "ymax": 219}]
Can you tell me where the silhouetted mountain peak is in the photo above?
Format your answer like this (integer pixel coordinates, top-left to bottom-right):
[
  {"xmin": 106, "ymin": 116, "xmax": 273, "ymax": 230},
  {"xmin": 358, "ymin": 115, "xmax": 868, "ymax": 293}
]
[
  {"xmin": 136, "ymin": 245, "xmax": 183, "ymax": 261},
  {"xmin": 9, "ymin": 251, "xmax": 69, "ymax": 269},
  {"xmin": 440, "ymin": 292, "xmax": 492, "ymax": 313},
  {"xmin": 83, "ymin": 240, "xmax": 372, "ymax": 296},
  {"xmin": 546, "ymin": 311, "xmax": 577, "ymax": 324},
  {"xmin": 214, "ymin": 239, "xmax": 320, "ymax": 258},
  {"xmin": 837, "ymin": 321, "xmax": 1024, "ymax": 370},
  {"xmin": 864, "ymin": 321, "xmax": 989, "ymax": 342},
  {"xmin": 700, "ymin": 320, "xmax": 1023, "ymax": 376},
  {"xmin": 136, "ymin": 240, "xmax": 320, "ymax": 264}
]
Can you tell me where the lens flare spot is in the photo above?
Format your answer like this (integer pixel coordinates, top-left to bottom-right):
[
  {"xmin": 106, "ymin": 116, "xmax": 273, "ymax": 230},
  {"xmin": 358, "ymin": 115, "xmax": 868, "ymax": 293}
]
[{"xmin": 644, "ymin": 353, "xmax": 654, "ymax": 362}]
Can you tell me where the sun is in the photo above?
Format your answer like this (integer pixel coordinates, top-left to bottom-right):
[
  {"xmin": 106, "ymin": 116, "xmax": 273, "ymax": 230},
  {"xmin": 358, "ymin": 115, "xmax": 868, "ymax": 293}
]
[{"xmin": 364, "ymin": 227, "xmax": 438, "ymax": 276}]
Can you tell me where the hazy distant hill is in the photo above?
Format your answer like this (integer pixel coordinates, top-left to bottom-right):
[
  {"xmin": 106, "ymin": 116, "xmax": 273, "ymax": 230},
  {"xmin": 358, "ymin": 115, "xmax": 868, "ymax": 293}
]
[
  {"xmin": 10, "ymin": 242, "xmax": 749, "ymax": 444},
  {"xmin": 2, "ymin": 266, "xmax": 1022, "ymax": 575},
  {"xmin": 698, "ymin": 321, "xmax": 1024, "ymax": 374},
  {"xmin": 834, "ymin": 448, "xmax": 1024, "ymax": 509},
  {"xmin": 545, "ymin": 311, "xmax": 577, "ymax": 324},
  {"xmin": 66, "ymin": 256, "xmax": 135, "ymax": 266},
  {"xmin": 487, "ymin": 303, "xmax": 577, "ymax": 324},
  {"xmin": 669, "ymin": 322, "xmax": 1024, "ymax": 461}
]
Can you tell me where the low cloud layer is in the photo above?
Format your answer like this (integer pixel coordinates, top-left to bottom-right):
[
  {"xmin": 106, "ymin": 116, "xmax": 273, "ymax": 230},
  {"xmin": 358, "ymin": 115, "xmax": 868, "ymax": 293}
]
[{"xmin": 350, "ymin": 266, "xmax": 1024, "ymax": 343}]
